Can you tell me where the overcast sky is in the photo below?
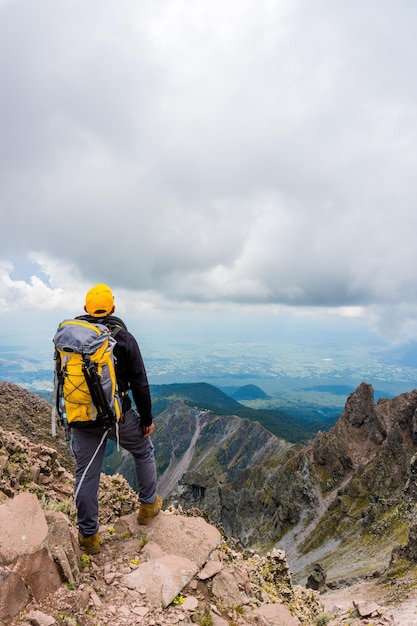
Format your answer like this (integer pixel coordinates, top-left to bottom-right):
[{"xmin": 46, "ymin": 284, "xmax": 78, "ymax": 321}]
[{"xmin": 1, "ymin": 0, "xmax": 417, "ymax": 348}]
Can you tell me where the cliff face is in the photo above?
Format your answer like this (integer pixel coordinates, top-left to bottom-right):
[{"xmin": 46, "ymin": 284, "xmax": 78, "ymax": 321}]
[
  {"xmin": 161, "ymin": 383, "xmax": 417, "ymax": 584},
  {"xmin": 154, "ymin": 401, "xmax": 291, "ymax": 497},
  {"xmin": 293, "ymin": 383, "xmax": 417, "ymax": 582}
]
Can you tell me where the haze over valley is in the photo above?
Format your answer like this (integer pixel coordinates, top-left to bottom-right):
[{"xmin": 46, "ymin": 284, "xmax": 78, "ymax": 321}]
[{"xmin": 2, "ymin": 330, "xmax": 417, "ymax": 423}]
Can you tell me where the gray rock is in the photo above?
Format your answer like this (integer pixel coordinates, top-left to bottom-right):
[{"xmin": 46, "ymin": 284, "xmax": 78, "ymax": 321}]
[
  {"xmin": 251, "ymin": 602, "xmax": 302, "ymax": 625},
  {"xmin": 122, "ymin": 554, "xmax": 198, "ymax": 607},
  {"xmin": 353, "ymin": 599, "xmax": 381, "ymax": 617},
  {"xmin": 0, "ymin": 492, "xmax": 49, "ymax": 564},
  {"xmin": 211, "ymin": 565, "xmax": 250, "ymax": 607},
  {"xmin": 306, "ymin": 562, "xmax": 327, "ymax": 592},
  {"xmin": 0, "ymin": 567, "xmax": 30, "ymax": 623},
  {"xmin": 27, "ymin": 609, "xmax": 57, "ymax": 625}
]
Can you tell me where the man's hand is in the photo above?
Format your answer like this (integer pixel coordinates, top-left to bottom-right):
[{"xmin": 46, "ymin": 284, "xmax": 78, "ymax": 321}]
[{"xmin": 142, "ymin": 423, "xmax": 154, "ymax": 438}]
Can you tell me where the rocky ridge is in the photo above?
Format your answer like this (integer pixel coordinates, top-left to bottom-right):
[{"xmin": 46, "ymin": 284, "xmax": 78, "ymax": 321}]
[
  {"xmin": 1, "ymin": 381, "xmax": 417, "ymax": 624},
  {"xmin": 0, "ymin": 382, "xmax": 72, "ymax": 471},
  {"xmin": 0, "ymin": 422, "xmax": 325, "ymax": 625},
  {"xmin": 161, "ymin": 383, "xmax": 417, "ymax": 584}
]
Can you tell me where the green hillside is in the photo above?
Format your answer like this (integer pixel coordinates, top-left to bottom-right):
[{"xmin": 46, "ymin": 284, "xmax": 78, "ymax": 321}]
[
  {"xmin": 151, "ymin": 382, "xmax": 336, "ymax": 443},
  {"xmin": 151, "ymin": 382, "xmax": 243, "ymax": 415},
  {"xmin": 230, "ymin": 384, "xmax": 271, "ymax": 401}
]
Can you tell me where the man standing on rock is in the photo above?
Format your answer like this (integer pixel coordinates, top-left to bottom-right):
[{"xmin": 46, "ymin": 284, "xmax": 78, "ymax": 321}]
[{"xmin": 63, "ymin": 284, "xmax": 162, "ymax": 555}]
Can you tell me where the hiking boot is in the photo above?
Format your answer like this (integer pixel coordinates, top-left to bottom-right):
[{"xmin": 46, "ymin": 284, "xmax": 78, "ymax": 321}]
[
  {"xmin": 137, "ymin": 495, "xmax": 163, "ymax": 525},
  {"xmin": 78, "ymin": 531, "xmax": 101, "ymax": 555}
]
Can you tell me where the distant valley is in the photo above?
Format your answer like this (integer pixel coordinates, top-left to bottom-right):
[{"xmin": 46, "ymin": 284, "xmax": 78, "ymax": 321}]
[
  {"xmin": 150, "ymin": 382, "xmax": 338, "ymax": 443},
  {"xmin": 2, "ymin": 340, "xmax": 416, "ymax": 443}
]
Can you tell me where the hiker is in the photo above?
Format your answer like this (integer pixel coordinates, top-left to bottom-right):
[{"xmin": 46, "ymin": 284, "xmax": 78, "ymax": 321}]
[{"xmin": 69, "ymin": 284, "xmax": 162, "ymax": 555}]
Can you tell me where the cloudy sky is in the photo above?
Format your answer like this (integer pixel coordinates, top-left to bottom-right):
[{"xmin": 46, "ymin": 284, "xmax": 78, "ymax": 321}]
[{"xmin": 1, "ymin": 0, "xmax": 417, "ymax": 351}]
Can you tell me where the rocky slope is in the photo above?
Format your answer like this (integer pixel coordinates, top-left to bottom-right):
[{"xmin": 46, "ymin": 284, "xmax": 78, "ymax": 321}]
[
  {"xmin": 156, "ymin": 382, "xmax": 417, "ymax": 587},
  {"xmin": 0, "ymin": 412, "xmax": 325, "ymax": 625},
  {"xmin": 102, "ymin": 398, "xmax": 292, "ymax": 496},
  {"xmin": 0, "ymin": 382, "xmax": 72, "ymax": 471},
  {"xmin": 5, "ymin": 377, "xmax": 417, "ymax": 588},
  {"xmin": 1, "ymin": 423, "xmax": 412, "ymax": 626},
  {"xmin": 2, "ymin": 381, "xmax": 417, "ymax": 624},
  {"xmin": 154, "ymin": 401, "xmax": 292, "ymax": 496}
]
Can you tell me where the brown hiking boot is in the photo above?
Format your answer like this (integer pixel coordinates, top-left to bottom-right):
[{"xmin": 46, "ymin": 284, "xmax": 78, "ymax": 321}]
[
  {"xmin": 78, "ymin": 531, "xmax": 101, "ymax": 555},
  {"xmin": 137, "ymin": 495, "xmax": 163, "ymax": 525}
]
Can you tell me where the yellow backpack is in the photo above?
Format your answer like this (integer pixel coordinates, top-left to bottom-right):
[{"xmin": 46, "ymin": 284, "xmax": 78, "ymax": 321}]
[{"xmin": 53, "ymin": 319, "xmax": 122, "ymax": 429}]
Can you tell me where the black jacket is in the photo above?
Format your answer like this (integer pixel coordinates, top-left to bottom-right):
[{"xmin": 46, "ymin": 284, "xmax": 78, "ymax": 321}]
[{"xmin": 77, "ymin": 314, "xmax": 153, "ymax": 426}]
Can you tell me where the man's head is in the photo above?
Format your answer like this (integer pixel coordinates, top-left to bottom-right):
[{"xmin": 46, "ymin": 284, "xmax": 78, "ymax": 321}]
[{"xmin": 84, "ymin": 284, "xmax": 115, "ymax": 317}]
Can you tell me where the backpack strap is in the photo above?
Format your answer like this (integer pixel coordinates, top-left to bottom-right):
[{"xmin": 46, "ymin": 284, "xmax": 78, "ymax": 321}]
[
  {"xmin": 102, "ymin": 317, "xmax": 127, "ymax": 341},
  {"xmin": 76, "ymin": 314, "xmax": 128, "ymax": 334},
  {"xmin": 103, "ymin": 315, "xmax": 128, "ymax": 331}
]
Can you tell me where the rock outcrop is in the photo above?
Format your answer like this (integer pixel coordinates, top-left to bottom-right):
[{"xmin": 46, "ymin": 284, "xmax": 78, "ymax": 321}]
[
  {"xmin": 0, "ymin": 382, "xmax": 72, "ymax": 471},
  {"xmin": 164, "ymin": 383, "xmax": 417, "ymax": 585},
  {"xmin": 2, "ymin": 380, "xmax": 417, "ymax": 624},
  {"xmin": 0, "ymin": 480, "xmax": 324, "ymax": 625},
  {"xmin": 0, "ymin": 394, "xmax": 325, "ymax": 625},
  {"xmin": 0, "ymin": 492, "xmax": 80, "ymax": 623}
]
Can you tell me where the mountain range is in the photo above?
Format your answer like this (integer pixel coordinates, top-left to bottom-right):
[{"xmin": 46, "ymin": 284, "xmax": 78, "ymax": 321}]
[
  {"xmin": 150, "ymin": 382, "xmax": 338, "ymax": 443},
  {"xmin": 97, "ymin": 380, "xmax": 417, "ymax": 592},
  {"xmin": 32, "ymin": 380, "xmax": 338, "ymax": 444},
  {"xmin": 1, "ymin": 378, "xmax": 417, "ymax": 601}
]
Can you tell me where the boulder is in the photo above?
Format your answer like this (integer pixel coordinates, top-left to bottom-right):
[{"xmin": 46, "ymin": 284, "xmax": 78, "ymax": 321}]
[
  {"xmin": 13, "ymin": 546, "xmax": 61, "ymax": 602},
  {"xmin": 120, "ymin": 511, "xmax": 222, "ymax": 608},
  {"xmin": 353, "ymin": 599, "xmax": 382, "ymax": 617},
  {"xmin": 0, "ymin": 492, "xmax": 49, "ymax": 564},
  {"xmin": 45, "ymin": 510, "xmax": 81, "ymax": 585},
  {"xmin": 211, "ymin": 565, "xmax": 251, "ymax": 607},
  {"xmin": 0, "ymin": 493, "xmax": 77, "ymax": 621},
  {"xmin": 306, "ymin": 562, "xmax": 327, "ymax": 593},
  {"xmin": 0, "ymin": 567, "xmax": 30, "ymax": 623},
  {"xmin": 251, "ymin": 602, "xmax": 302, "ymax": 625},
  {"xmin": 198, "ymin": 558, "xmax": 224, "ymax": 580},
  {"xmin": 117, "ymin": 510, "xmax": 222, "ymax": 568},
  {"xmin": 123, "ymin": 553, "xmax": 198, "ymax": 608}
]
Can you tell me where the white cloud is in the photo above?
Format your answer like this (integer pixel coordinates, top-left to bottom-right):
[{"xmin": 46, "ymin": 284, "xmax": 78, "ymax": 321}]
[{"xmin": 1, "ymin": 0, "xmax": 417, "ymax": 344}]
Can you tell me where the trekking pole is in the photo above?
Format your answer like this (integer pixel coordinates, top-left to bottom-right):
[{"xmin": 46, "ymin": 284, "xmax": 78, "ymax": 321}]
[
  {"xmin": 52, "ymin": 351, "xmax": 74, "ymax": 456},
  {"xmin": 57, "ymin": 397, "xmax": 73, "ymax": 457}
]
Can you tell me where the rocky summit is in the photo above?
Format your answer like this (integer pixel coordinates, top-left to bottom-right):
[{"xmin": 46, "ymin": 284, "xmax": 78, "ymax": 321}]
[
  {"xmin": 159, "ymin": 383, "xmax": 417, "ymax": 585},
  {"xmin": 0, "ymin": 418, "xmax": 324, "ymax": 625},
  {"xmin": 1, "ymin": 381, "xmax": 417, "ymax": 625}
]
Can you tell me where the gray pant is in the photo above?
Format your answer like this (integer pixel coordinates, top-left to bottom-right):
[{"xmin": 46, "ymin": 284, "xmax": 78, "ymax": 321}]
[{"xmin": 71, "ymin": 407, "xmax": 157, "ymax": 536}]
